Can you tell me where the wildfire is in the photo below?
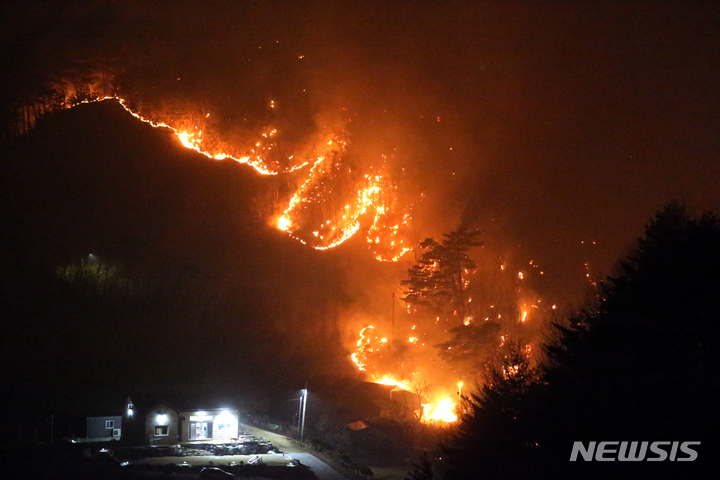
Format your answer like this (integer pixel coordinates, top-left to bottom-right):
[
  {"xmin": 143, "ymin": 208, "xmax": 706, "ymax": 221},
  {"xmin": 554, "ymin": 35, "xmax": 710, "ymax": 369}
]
[
  {"xmin": 374, "ymin": 375, "xmax": 410, "ymax": 391},
  {"xmin": 68, "ymin": 96, "xmax": 412, "ymax": 259},
  {"xmin": 423, "ymin": 398, "xmax": 458, "ymax": 422},
  {"xmin": 351, "ymin": 324, "xmax": 458, "ymax": 423},
  {"xmin": 278, "ymin": 157, "xmax": 412, "ymax": 256},
  {"xmin": 277, "ymin": 215, "xmax": 291, "ymax": 232},
  {"xmin": 351, "ymin": 325, "xmax": 376, "ymax": 372},
  {"xmin": 75, "ymin": 96, "xmax": 279, "ymax": 175}
]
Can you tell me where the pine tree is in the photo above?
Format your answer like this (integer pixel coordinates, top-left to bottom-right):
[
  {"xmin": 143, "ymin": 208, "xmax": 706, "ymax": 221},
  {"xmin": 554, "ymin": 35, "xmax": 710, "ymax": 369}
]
[
  {"xmin": 440, "ymin": 342, "xmax": 539, "ymax": 480},
  {"xmin": 402, "ymin": 225, "xmax": 483, "ymax": 325},
  {"xmin": 436, "ymin": 321, "xmax": 501, "ymax": 380},
  {"xmin": 438, "ymin": 203, "xmax": 720, "ymax": 479},
  {"xmin": 405, "ymin": 450, "xmax": 436, "ymax": 480}
]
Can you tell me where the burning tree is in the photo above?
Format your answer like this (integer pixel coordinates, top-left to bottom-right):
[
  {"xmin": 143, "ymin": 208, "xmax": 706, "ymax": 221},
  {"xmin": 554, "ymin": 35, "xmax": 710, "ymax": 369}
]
[
  {"xmin": 402, "ymin": 225, "xmax": 483, "ymax": 326},
  {"xmin": 400, "ymin": 225, "xmax": 500, "ymax": 386}
]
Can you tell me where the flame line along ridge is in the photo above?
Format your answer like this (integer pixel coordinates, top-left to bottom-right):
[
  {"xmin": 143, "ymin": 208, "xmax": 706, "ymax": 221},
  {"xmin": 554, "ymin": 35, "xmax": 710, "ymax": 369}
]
[
  {"xmin": 70, "ymin": 96, "xmax": 413, "ymax": 258},
  {"xmin": 72, "ymin": 96, "xmax": 308, "ymax": 176}
]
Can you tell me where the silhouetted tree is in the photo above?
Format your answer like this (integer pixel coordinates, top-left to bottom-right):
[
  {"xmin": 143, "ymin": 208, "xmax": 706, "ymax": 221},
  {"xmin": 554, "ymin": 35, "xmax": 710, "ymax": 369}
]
[
  {"xmin": 438, "ymin": 202, "xmax": 720, "ymax": 479},
  {"xmin": 402, "ymin": 225, "xmax": 483, "ymax": 325},
  {"xmin": 436, "ymin": 321, "xmax": 501, "ymax": 380},
  {"xmin": 405, "ymin": 450, "xmax": 436, "ymax": 480},
  {"xmin": 441, "ymin": 342, "xmax": 539, "ymax": 480}
]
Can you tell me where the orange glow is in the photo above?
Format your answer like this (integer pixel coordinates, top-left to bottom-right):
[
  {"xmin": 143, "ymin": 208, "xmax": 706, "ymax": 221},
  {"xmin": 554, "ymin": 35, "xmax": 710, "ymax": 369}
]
[
  {"xmin": 423, "ymin": 398, "xmax": 458, "ymax": 423},
  {"xmin": 350, "ymin": 325, "xmax": 457, "ymax": 423},
  {"xmin": 69, "ymin": 96, "xmax": 413, "ymax": 259},
  {"xmin": 351, "ymin": 325, "xmax": 375, "ymax": 371},
  {"xmin": 277, "ymin": 215, "xmax": 291, "ymax": 231},
  {"xmin": 374, "ymin": 375, "xmax": 410, "ymax": 391},
  {"xmin": 74, "ymin": 96, "xmax": 278, "ymax": 175},
  {"xmin": 503, "ymin": 364, "xmax": 520, "ymax": 378},
  {"xmin": 274, "ymin": 146, "xmax": 412, "ymax": 256}
]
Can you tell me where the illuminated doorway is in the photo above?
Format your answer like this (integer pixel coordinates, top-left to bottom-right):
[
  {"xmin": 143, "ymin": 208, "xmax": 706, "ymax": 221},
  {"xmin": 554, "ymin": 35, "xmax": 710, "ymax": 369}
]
[{"xmin": 189, "ymin": 421, "xmax": 212, "ymax": 440}]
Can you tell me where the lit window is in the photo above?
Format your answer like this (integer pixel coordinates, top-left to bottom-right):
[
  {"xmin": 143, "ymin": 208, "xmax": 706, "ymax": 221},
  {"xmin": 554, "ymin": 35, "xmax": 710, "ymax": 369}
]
[
  {"xmin": 105, "ymin": 420, "xmax": 114, "ymax": 429},
  {"xmin": 155, "ymin": 425, "xmax": 169, "ymax": 436}
]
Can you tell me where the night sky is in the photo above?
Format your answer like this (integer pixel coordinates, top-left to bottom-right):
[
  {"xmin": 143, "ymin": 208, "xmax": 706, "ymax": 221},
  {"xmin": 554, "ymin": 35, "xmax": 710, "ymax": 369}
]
[
  {"xmin": 5, "ymin": 1, "xmax": 720, "ymax": 291},
  {"xmin": 2, "ymin": 0, "xmax": 720, "ymax": 421}
]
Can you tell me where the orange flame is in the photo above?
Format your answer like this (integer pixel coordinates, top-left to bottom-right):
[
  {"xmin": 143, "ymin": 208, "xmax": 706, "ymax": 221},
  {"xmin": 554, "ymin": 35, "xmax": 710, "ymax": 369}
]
[
  {"xmin": 374, "ymin": 375, "xmax": 410, "ymax": 391},
  {"xmin": 351, "ymin": 325, "xmax": 376, "ymax": 371},
  {"xmin": 350, "ymin": 325, "xmax": 457, "ymax": 423},
  {"xmin": 70, "ymin": 96, "xmax": 413, "ymax": 258},
  {"xmin": 423, "ymin": 398, "xmax": 458, "ymax": 423}
]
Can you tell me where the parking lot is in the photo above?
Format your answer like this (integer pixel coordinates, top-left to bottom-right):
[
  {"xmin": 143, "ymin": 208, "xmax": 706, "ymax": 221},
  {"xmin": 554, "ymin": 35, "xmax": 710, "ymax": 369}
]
[{"xmin": 117, "ymin": 424, "xmax": 349, "ymax": 480}]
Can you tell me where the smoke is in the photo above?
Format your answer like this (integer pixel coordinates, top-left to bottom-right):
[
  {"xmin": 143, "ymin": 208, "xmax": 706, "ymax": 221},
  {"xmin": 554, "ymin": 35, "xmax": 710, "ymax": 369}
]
[{"xmin": 6, "ymin": 0, "xmax": 720, "ymax": 403}]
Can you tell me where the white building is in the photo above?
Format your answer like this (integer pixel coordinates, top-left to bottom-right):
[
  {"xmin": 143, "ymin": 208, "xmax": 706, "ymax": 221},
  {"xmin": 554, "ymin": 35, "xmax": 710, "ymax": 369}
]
[
  {"xmin": 145, "ymin": 403, "xmax": 239, "ymax": 444},
  {"xmin": 179, "ymin": 408, "xmax": 239, "ymax": 443}
]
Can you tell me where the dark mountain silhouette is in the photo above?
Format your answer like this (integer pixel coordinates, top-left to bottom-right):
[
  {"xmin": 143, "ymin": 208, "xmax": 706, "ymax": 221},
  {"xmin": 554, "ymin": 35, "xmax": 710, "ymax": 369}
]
[{"xmin": 0, "ymin": 101, "xmax": 359, "ymax": 438}]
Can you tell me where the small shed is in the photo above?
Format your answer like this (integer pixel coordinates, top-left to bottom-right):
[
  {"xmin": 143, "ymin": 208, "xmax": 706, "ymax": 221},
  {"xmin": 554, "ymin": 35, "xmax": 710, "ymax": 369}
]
[{"xmin": 86, "ymin": 415, "xmax": 123, "ymax": 441}]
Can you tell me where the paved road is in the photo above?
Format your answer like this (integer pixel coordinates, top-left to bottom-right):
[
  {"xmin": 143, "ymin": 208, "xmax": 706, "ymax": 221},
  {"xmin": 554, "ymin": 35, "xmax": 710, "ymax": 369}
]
[
  {"xmin": 239, "ymin": 423, "xmax": 349, "ymax": 480},
  {"xmin": 290, "ymin": 453, "xmax": 349, "ymax": 480}
]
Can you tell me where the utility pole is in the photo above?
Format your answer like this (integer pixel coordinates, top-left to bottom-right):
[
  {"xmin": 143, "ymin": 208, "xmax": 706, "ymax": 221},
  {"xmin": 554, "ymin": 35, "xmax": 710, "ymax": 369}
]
[
  {"xmin": 392, "ymin": 291, "xmax": 395, "ymax": 343},
  {"xmin": 300, "ymin": 383, "xmax": 308, "ymax": 442}
]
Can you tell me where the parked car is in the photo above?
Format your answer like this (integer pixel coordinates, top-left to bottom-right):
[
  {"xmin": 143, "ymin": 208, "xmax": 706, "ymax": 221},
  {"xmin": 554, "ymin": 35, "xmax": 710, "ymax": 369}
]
[{"xmin": 199, "ymin": 466, "xmax": 235, "ymax": 479}]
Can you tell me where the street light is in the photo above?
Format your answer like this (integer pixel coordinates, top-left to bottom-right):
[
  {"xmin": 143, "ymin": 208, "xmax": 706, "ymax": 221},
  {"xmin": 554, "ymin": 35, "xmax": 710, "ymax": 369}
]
[{"xmin": 300, "ymin": 387, "xmax": 308, "ymax": 442}]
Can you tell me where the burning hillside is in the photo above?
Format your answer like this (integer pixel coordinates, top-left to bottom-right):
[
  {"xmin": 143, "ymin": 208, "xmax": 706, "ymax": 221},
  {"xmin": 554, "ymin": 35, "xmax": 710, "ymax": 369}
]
[
  {"xmin": 8, "ymin": 69, "xmax": 565, "ymax": 425},
  {"xmin": 341, "ymin": 227, "xmax": 559, "ymax": 423},
  {"xmin": 0, "ymin": 0, "xmax": 632, "ymax": 426},
  {"xmin": 64, "ymin": 93, "xmax": 414, "ymax": 263}
]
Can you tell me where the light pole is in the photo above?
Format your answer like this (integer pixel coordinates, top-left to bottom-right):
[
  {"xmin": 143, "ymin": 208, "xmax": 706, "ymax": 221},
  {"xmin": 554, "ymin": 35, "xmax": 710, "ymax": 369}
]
[{"xmin": 300, "ymin": 385, "xmax": 308, "ymax": 442}]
